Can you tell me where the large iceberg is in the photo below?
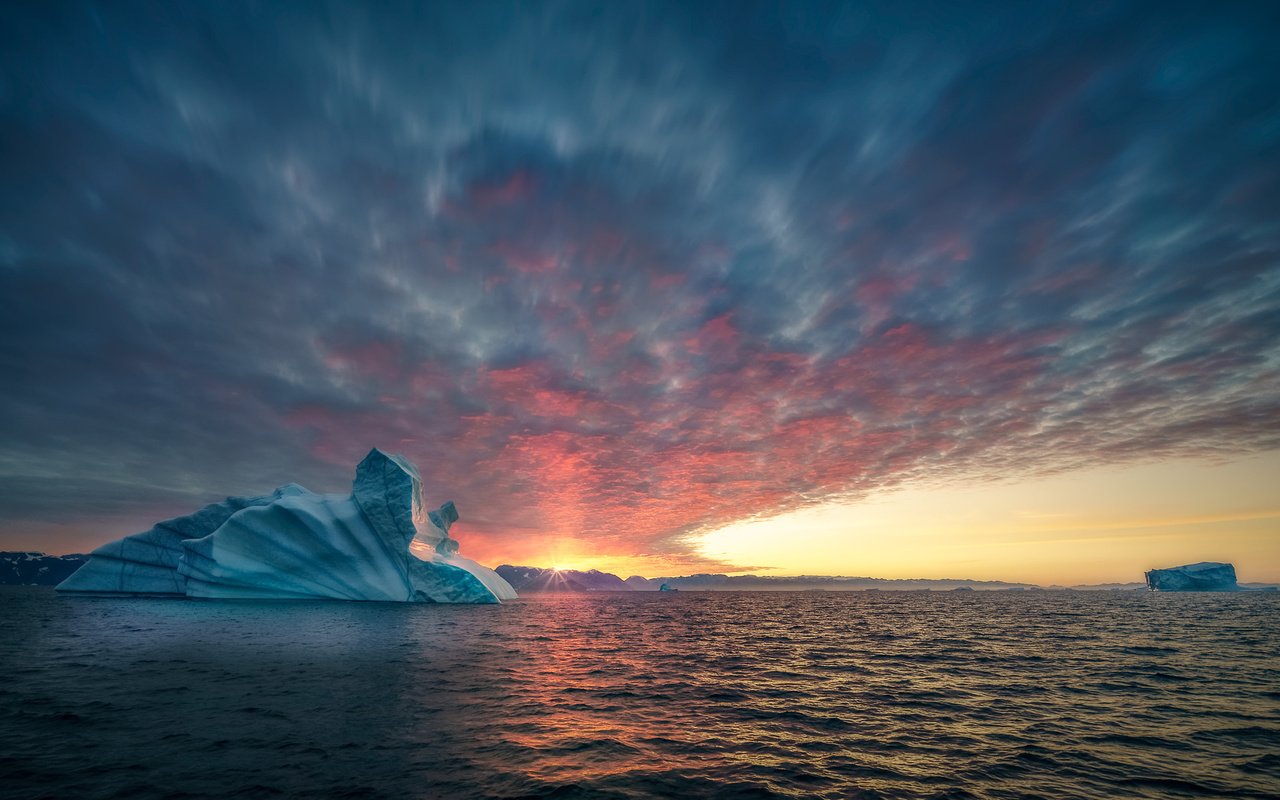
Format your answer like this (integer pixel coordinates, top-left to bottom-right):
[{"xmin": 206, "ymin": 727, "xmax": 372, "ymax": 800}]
[
  {"xmin": 1144, "ymin": 562, "xmax": 1240, "ymax": 592},
  {"xmin": 57, "ymin": 449, "xmax": 516, "ymax": 603}
]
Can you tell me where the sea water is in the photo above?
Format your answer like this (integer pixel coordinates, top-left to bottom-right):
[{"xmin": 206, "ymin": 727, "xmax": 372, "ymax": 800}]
[{"xmin": 1, "ymin": 587, "xmax": 1277, "ymax": 799}]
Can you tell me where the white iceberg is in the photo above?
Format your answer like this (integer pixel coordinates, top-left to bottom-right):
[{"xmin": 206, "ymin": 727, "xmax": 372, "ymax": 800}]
[
  {"xmin": 57, "ymin": 449, "xmax": 516, "ymax": 603},
  {"xmin": 1144, "ymin": 562, "xmax": 1240, "ymax": 592}
]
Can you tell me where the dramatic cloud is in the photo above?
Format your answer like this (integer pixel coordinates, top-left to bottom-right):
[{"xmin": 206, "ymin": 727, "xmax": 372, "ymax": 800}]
[{"xmin": 2, "ymin": 1, "xmax": 1278, "ymax": 568}]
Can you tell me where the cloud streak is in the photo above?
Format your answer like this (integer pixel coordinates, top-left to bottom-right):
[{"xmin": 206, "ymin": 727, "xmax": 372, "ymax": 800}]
[{"xmin": 1, "ymin": 1, "xmax": 1278, "ymax": 568}]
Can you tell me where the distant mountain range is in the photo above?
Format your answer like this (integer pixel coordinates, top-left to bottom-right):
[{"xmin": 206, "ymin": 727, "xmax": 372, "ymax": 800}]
[
  {"xmin": 0, "ymin": 552, "xmax": 87, "ymax": 586},
  {"xmin": 496, "ymin": 565, "xmax": 1043, "ymax": 592}
]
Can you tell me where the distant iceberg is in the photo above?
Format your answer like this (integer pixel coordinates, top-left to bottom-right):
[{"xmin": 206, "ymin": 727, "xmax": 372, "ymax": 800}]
[
  {"xmin": 57, "ymin": 449, "xmax": 516, "ymax": 603},
  {"xmin": 1144, "ymin": 562, "xmax": 1240, "ymax": 592}
]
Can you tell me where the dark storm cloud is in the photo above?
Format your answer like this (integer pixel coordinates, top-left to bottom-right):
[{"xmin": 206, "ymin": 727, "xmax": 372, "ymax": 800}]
[{"xmin": 1, "ymin": 1, "xmax": 1278, "ymax": 564}]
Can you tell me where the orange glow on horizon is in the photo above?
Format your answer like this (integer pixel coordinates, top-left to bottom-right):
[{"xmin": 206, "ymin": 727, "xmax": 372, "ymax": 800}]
[
  {"xmin": 455, "ymin": 451, "xmax": 1280, "ymax": 585},
  {"xmin": 694, "ymin": 451, "xmax": 1280, "ymax": 586}
]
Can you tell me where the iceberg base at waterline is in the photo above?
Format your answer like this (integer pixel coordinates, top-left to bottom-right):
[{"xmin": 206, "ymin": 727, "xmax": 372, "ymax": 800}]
[{"xmin": 57, "ymin": 449, "xmax": 516, "ymax": 603}]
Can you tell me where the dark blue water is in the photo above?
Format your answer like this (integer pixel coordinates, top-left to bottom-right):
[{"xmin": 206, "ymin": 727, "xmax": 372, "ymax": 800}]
[{"xmin": 2, "ymin": 588, "xmax": 1278, "ymax": 799}]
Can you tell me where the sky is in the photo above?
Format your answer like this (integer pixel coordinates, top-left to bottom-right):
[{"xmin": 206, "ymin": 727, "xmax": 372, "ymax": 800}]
[{"xmin": 1, "ymin": 1, "xmax": 1278, "ymax": 583}]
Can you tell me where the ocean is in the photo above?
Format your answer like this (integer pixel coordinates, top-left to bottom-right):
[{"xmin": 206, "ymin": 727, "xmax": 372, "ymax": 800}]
[{"xmin": 1, "ymin": 587, "xmax": 1277, "ymax": 799}]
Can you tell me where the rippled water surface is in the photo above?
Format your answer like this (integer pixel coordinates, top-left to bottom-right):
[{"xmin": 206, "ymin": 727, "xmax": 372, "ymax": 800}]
[{"xmin": 2, "ymin": 588, "xmax": 1278, "ymax": 799}]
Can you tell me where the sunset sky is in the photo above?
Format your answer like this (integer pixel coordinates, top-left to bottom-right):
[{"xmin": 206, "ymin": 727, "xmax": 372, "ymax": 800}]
[{"xmin": 1, "ymin": 2, "xmax": 1277, "ymax": 584}]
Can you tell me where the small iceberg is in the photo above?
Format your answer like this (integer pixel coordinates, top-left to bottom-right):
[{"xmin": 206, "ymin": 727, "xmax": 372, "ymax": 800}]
[
  {"xmin": 1144, "ymin": 562, "xmax": 1240, "ymax": 592},
  {"xmin": 57, "ymin": 449, "xmax": 516, "ymax": 603}
]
